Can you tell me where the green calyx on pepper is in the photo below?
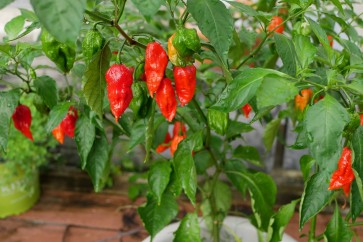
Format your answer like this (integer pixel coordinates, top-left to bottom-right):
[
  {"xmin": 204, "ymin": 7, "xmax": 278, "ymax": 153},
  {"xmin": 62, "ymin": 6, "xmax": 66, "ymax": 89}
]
[
  {"xmin": 82, "ymin": 29, "xmax": 105, "ymax": 63},
  {"xmin": 41, "ymin": 30, "xmax": 76, "ymax": 73}
]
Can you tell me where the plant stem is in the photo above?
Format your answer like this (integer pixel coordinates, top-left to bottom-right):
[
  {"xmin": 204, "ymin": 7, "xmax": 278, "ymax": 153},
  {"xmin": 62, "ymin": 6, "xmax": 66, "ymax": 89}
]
[
  {"xmin": 113, "ymin": 24, "xmax": 146, "ymax": 49},
  {"xmin": 308, "ymin": 215, "xmax": 317, "ymax": 241}
]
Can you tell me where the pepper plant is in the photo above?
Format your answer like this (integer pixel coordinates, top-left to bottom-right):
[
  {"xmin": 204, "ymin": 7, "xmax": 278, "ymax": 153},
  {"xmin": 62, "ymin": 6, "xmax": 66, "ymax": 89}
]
[{"xmin": 1, "ymin": 0, "xmax": 363, "ymax": 241}]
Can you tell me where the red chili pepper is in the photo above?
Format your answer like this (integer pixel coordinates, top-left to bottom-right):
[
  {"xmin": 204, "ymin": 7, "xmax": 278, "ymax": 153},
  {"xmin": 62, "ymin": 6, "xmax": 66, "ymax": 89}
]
[
  {"xmin": 173, "ymin": 65, "xmax": 196, "ymax": 106},
  {"xmin": 156, "ymin": 132, "xmax": 172, "ymax": 153},
  {"xmin": 295, "ymin": 89, "xmax": 313, "ymax": 111},
  {"xmin": 145, "ymin": 42, "xmax": 168, "ymax": 97},
  {"xmin": 242, "ymin": 104, "xmax": 252, "ymax": 118},
  {"xmin": 105, "ymin": 64, "xmax": 133, "ymax": 122},
  {"xmin": 327, "ymin": 35, "xmax": 333, "ymax": 47},
  {"xmin": 52, "ymin": 124, "xmax": 64, "ymax": 144},
  {"xmin": 173, "ymin": 121, "xmax": 187, "ymax": 137},
  {"xmin": 360, "ymin": 114, "xmax": 363, "ymax": 126},
  {"xmin": 267, "ymin": 16, "xmax": 284, "ymax": 34},
  {"xmin": 155, "ymin": 78, "xmax": 177, "ymax": 122},
  {"xmin": 328, "ymin": 147, "xmax": 355, "ymax": 196},
  {"xmin": 61, "ymin": 106, "xmax": 78, "ymax": 138},
  {"xmin": 12, "ymin": 104, "xmax": 34, "ymax": 141},
  {"xmin": 170, "ymin": 135, "xmax": 185, "ymax": 157}
]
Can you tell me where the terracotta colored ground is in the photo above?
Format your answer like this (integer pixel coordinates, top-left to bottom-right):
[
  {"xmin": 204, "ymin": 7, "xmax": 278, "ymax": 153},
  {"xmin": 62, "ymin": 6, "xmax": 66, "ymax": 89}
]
[{"xmin": 0, "ymin": 168, "xmax": 362, "ymax": 242}]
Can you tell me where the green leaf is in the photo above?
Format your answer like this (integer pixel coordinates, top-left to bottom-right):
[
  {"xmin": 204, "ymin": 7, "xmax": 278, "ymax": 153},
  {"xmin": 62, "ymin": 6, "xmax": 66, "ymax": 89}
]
[
  {"xmin": 226, "ymin": 169, "xmax": 276, "ymax": 231},
  {"xmin": 34, "ymin": 76, "xmax": 58, "ymax": 109},
  {"xmin": 30, "ymin": 0, "xmax": 87, "ymax": 45},
  {"xmin": 128, "ymin": 119, "xmax": 146, "ymax": 151},
  {"xmin": 0, "ymin": 89, "xmax": 21, "ymax": 152},
  {"xmin": 226, "ymin": 120, "xmax": 254, "ymax": 139},
  {"xmin": 83, "ymin": 45, "xmax": 111, "ymax": 117},
  {"xmin": 148, "ymin": 161, "xmax": 172, "ymax": 204},
  {"xmin": 0, "ymin": 0, "xmax": 14, "ymax": 10},
  {"xmin": 346, "ymin": 79, "xmax": 363, "ymax": 96},
  {"xmin": 9, "ymin": 22, "xmax": 41, "ymax": 42},
  {"xmin": 351, "ymin": 127, "xmax": 363, "ymax": 221},
  {"xmin": 211, "ymin": 68, "xmax": 290, "ymax": 112},
  {"xmin": 138, "ymin": 192, "xmax": 178, "ymax": 240},
  {"xmin": 233, "ymin": 145, "xmax": 261, "ymax": 166},
  {"xmin": 187, "ymin": 0, "xmax": 233, "ymax": 65},
  {"xmin": 299, "ymin": 155, "xmax": 315, "ymax": 182},
  {"xmin": 324, "ymin": 205, "xmax": 353, "ymax": 242},
  {"xmin": 267, "ymin": 199, "xmax": 299, "ymax": 242},
  {"xmin": 225, "ymin": 160, "xmax": 247, "ymax": 196},
  {"xmin": 274, "ymin": 33, "xmax": 297, "ymax": 76},
  {"xmin": 330, "ymin": 0, "xmax": 345, "ymax": 15},
  {"xmin": 293, "ymin": 35, "xmax": 317, "ymax": 69},
  {"xmin": 131, "ymin": 0, "xmax": 163, "ymax": 17},
  {"xmin": 46, "ymin": 102, "xmax": 72, "ymax": 133},
  {"xmin": 227, "ymin": 1, "xmax": 258, "ymax": 17},
  {"xmin": 144, "ymin": 100, "xmax": 156, "ymax": 163},
  {"xmin": 304, "ymin": 95, "xmax": 350, "ymax": 172},
  {"xmin": 263, "ymin": 118, "xmax": 281, "ymax": 152},
  {"xmin": 173, "ymin": 132, "xmax": 203, "ymax": 205},
  {"xmin": 85, "ymin": 128, "xmax": 110, "ymax": 192},
  {"xmin": 75, "ymin": 114, "xmax": 96, "ymax": 169},
  {"xmin": 4, "ymin": 15, "xmax": 25, "ymax": 40},
  {"xmin": 299, "ymin": 171, "xmax": 333, "ymax": 229},
  {"xmin": 256, "ymin": 77, "xmax": 298, "ymax": 109},
  {"xmin": 307, "ymin": 18, "xmax": 333, "ymax": 59},
  {"xmin": 174, "ymin": 213, "xmax": 202, "ymax": 242}
]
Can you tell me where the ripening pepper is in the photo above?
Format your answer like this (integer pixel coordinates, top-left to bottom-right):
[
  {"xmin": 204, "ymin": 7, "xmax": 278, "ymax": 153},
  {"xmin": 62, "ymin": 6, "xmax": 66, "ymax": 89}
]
[
  {"xmin": 82, "ymin": 29, "xmax": 105, "ymax": 63},
  {"xmin": 105, "ymin": 64, "xmax": 133, "ymax": 122},
  {"xmin": 328, "ymin": 147, "xmax": 355, "ymax": 196},
  {"xmin": 61, "ymin": 106, "xmax": 78, "ymax": 138},
  {"xmin": 173, "ymin": 65, "xmax": 196, "ymax": 106},
  {"xmin": 156, "ymin": 132, "xmax": 172, "ymax": 153},
  {"xmin": 360, "ymin": 114, "xmax": 363, "ymax": 126},
  {"xmin": 41, "ymin": 30, "xmax": 75, "ymax": 73},
  {"xmin": 12, "ymin": 104, "xmax": 34, "ymax": 141},
  {"xmin": 156, "ymin": 78, "xmax": 177, "ymax": 122},
  {"xmin": 170, "ymin": 135, "xmax": 185, "ymax": 156},
  {"xmin": 207, "ymin": 109, "xmax": 229, "ymax": 135},
  {"xmin": 295, "ymin": 89, "xmax": 313, "ymax": 111},
  {"xmin": 52, "ymin": 124, "xmax": 64, "ymax": 144},
  {"xmin": 327, "ymin": 35, "xmax": 333, "ymax": 47},
  {"xmin": 168, "ymin": 33, "xmax": 192, "ymax": 67},
  {"xmin": 267, "ymin": 16, "xmax": 284, "ymax": 34},
  {"xmin": 172, "ymin": 27, "xmax": 201, "ymax": 58},
  {"xmin": 145, "ymin": 42, "xmax": 168, "ymax": 97},
  {"xmin": 242, "ymin": 104, "xmax": 253, "ymax": 118},
  {"xmin": 173, "ymin": 121, "xmax": 187, "ymax": 137}
]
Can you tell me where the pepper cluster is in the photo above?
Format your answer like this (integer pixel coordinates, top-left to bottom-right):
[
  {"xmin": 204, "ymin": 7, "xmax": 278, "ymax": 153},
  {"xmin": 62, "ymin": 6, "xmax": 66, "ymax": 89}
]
[
  {"xmin": 328, "ymin": 147, "xmax": 355, "ymax": 196},
  {"xmin": 52, "ymin": 106, "xmax": 78, "ymax": 144},
  {"xmin": 156, "ymin": 121, "xmax": 187, "ymax": 156}
]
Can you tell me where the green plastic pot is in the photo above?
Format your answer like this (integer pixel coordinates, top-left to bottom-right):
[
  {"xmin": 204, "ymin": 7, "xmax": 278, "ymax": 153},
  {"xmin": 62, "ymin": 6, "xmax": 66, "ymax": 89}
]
[{"xmin": 0, "ymin": 164, "xmax": 40, "ymax": 218}]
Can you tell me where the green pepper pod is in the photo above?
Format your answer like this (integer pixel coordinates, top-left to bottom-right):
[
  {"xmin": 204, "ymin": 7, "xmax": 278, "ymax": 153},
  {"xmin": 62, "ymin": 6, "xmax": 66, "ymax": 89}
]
[
  {"xmin": 82, "ymin": 29, "xmax": 105, "ymax": 63},
  {"xmin": 41, "ymin": 30, "xmax": 75, "ymax": 73},
  {"xmin": 207, "ymin": 109, "xmax": 229, "ymax": 135},
  {"xmin": 172, "ymin": 27, "xmax": 201, "ymax": 58}
]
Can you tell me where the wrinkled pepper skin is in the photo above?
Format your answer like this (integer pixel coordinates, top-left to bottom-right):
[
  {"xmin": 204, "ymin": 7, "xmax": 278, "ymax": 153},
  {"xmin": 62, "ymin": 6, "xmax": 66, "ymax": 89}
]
[
  {"xmin": 61, "ymin": 106, "xmax": 78, "ymax": 138},
  {"xmin": 172, "ymin": 27, "xmax": 201, "ymax": 58},
  {"xmin": 82, "ymin": 29, "xmax": 105, "ymax": 63},
  {"xmin": 207, "ymin": 109, "xmax": 229, "ymax": 135},
  {"xmin": 295, "ymin": 89, "xmax": 313, "ymax": 111},
  {"xmin": 156, "ymin": 132, "xmax": 172, "ymax": 153},
  {"xmin": 105, "ymin": 64, "xmax": 133, "ymax": 122},
  {"xmin": 173, "ymin": 121, "xmax": 187, "ymax": 137},
  {"xmin": 170, "ymin": 135, "xmax": 185, "ymax": 157},
  {"xmin": 242, "ymin": 104, "xmax": 253, "ymax": 118},
  {"xmin": 12, "ymin": 104, "xmax": 34, "ymax": 141},
  {"xmin": 267, "ymin": 16, "xmax": 284, "ymax": 34},
  {"xmin": 52, "ymin": 124, "xmax": 65, "ymax": 144},
  {"xmin": 145, "ymin": 42, "xmax": 168, "ymax": 97},
  {"xmin": 173, "ymin": 65, "xmax": 196, "ymax": 106},
  {"xmin": 41, "ymin": 30, "xmax": 75, "ymax": 73},
  {"xmin": 168, "ymin": 33, "xmax": 191, "ymax": 67},
  {"xmin": 328, "ymin": 147, "xmax": 355, "ymax": 196},
  {"xmin": 155, "ymin": 78, "xmax": 177, "ymax": 122}
]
